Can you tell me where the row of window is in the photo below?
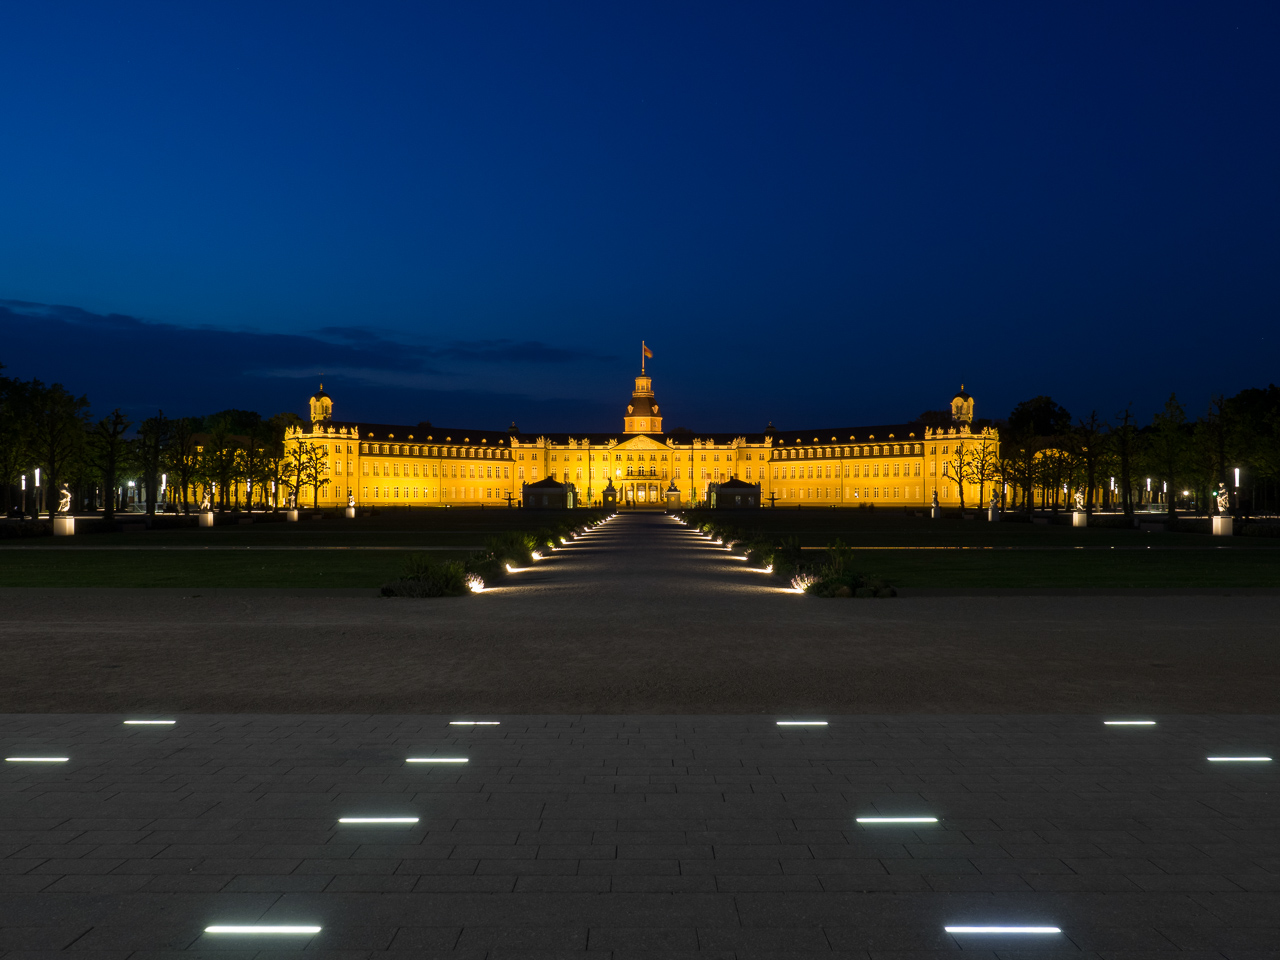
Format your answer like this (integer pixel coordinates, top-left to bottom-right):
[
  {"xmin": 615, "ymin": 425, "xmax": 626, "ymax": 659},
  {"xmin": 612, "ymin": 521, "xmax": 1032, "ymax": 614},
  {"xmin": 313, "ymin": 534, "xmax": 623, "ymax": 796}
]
[
  {"xmin": 773, "ymin": 463, "xmax": 922, "ymax": 480},
  {"xmin": 778, "ymin": 485, "xmax": 925, "ymax": 499},
  {"xmin": 321, "ymin": 441, "xmax": 963, "ymax": 461}
]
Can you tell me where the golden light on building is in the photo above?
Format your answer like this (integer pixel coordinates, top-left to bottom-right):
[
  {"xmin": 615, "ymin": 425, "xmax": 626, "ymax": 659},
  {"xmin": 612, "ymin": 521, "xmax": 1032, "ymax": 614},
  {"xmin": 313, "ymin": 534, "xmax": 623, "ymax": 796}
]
[{"xmin": 279, "ymin": 350, "xmax": 997, "ymax": 509}]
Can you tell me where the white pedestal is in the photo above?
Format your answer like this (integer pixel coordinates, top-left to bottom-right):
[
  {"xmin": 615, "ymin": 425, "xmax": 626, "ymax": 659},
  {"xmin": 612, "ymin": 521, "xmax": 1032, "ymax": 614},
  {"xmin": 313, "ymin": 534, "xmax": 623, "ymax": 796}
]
[
  {"xmin": 53, "ymin": 516, "xmax": 75, "ymax": 536},
  {"xmin": 286, "ymin": 510, "xmax": 299, "ymax": 522},
  {"xmin": 1212, "ymin": 515, "xmax": 1233, "ymax": 536},
  {"xmin": 988, "ymin": 507, "xmax": 1000, "ymax": 523},
  {"xmin": 930, "ymin": 506, "xmax": 940, "ymax": 519},
  {"xmin": 1073, "ymin": 511, "xmax": 1087, "ymax": 528},
  {"xmin": 198, "ymin": 512, "xmax": 214, "ymax": 527},
  {"xmin": 345, "ymin": 506, "xmax": 356, "ymax": 519}
]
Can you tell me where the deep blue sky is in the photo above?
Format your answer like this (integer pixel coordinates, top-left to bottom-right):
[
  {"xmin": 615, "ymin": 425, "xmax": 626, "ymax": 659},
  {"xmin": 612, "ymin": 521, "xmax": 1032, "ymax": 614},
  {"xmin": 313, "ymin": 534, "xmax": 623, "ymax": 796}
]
[{"xmin": 2, "ymin": 2, "xmax": 1277, "ymax": 431}]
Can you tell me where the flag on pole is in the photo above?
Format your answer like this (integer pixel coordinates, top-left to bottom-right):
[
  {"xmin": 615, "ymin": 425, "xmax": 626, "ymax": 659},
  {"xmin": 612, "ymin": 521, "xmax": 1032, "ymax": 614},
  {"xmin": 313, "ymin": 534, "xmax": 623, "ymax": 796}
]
[{"xmin": 642, "ymin": 342, "xmax": 653, "ymax": 358}]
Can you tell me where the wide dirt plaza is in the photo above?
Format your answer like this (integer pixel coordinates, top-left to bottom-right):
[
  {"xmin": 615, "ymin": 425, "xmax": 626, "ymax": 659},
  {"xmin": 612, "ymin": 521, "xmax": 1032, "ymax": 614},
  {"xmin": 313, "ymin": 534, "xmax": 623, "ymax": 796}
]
[{"xmin": 2, "ymin": 511, "xmax": 1277, "ymax": 957}]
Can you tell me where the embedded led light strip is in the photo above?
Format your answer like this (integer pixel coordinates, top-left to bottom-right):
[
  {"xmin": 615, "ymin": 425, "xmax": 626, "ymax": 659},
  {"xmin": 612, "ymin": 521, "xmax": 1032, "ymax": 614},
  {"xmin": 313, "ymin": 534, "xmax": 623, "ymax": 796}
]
[
  {"xmin": 776, "ymin": 721, "xmax": 827, "ymax": 726},
  {"xmin": 1207, "ymin": 756, "xmax": 1271, "ymax": 762},
  {"xmin": 338, "ymin": 817, "xmax": 418, "ymax": 824},
  {"xmin": 5, "ymin": 757, "xmax": 68, "ymax": 762},
  {"xmin": 205, "ymin": 926, "xmax": 321, "ymax": 935},
  {"xmin": 124, "ymin": 719, "xmax": 176, "ymax": 725},
  {"xmin": 1104, "ymin": 720, "xmax": 1155, "ymax": 726},
  {"xmin": 946, "ymin": 926, "xmax": 1060, "ymax": 935},
  {"xmin": 406, "ymin": 757, "xmax": 468, "ymax": 763},
  {"xmin": 857, "ymin": 817, "xmax": 938, "ymax": 823},
  {"xmin": 449, "ymin": 721, "xmax": 500, "ymax": 725}
]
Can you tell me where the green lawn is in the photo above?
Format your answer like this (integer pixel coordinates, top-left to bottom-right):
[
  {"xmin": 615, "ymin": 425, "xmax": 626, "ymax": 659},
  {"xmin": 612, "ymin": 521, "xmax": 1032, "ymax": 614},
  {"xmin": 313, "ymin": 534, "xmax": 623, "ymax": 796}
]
[
  {"xmin": 685, "ymin": 507, "xmax": 1280, "ymax": 549},
  {"xmin": 0, "ymin": 549, "xmax": 468, "ymax": 588},
  {"xmin": 2, "ymin": 543, "xmax": 1277, "ymax": 588},
  {"xmin": 842, "ymin": 548, "xmax": 1280, "ymax": 588}
]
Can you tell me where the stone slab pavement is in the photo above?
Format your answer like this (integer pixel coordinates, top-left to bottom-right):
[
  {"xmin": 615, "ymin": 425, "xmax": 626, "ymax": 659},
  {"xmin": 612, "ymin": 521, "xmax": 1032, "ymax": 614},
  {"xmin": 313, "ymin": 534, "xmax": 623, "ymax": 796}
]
[{"xmin": 1, "ymin": 712, "xmax": 1277, "ymax": 958}]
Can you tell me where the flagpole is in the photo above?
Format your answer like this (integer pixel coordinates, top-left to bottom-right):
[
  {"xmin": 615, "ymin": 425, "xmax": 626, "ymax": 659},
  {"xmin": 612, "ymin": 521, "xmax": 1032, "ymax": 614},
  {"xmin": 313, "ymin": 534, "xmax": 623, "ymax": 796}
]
[{"xmin": 641, "ymin": 340, "xmax": 645, "ymax": 374}]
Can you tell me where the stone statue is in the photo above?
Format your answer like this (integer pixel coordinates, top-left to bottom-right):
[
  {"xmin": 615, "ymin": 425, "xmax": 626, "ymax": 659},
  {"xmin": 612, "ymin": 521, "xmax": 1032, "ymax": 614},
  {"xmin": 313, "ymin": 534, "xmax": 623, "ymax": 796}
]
[
  {"xmin": 288, "ymin": 491, "xmax": 297, "ymax": 509},
  {"xmin": 1074, "ymin": 491, "xmax": 1084, "ymax": 511},
  {"xmin": 199, "ymin": 492, "xmax": 211, "ymax": 511},
  {"xmin": 57, "ymin": 483, "xmax": 71, "ymax": 513},
  {"xmin": 1217, "ymin": 486, "xmax": 1229, "ymax": 514},
  {"xmin": 348, "ymin": 493, "xmax": 354, "ymax": 508},
  {"xmin": 989, "ymin": 490, "xmax": 999, "ymax": 510},
  {"xmin": 931, "ymin": 490, "xmax": 939, "ymax": 508}
]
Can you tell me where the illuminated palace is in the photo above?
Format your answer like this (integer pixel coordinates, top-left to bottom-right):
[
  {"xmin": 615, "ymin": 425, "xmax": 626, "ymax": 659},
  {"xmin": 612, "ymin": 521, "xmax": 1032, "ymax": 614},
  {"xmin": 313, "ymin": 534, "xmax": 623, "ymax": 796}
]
[{"xmin": 286, "ymin": 365, "xmax": 999, "ymax": 509}]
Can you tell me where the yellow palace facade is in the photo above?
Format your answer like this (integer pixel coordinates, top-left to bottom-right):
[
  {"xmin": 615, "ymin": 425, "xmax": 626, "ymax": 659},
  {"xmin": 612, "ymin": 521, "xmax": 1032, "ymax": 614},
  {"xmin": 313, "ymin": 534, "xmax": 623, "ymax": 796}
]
[{"xmin": 286, "ymin": 369, "xmax": 998, "ymax": 509}]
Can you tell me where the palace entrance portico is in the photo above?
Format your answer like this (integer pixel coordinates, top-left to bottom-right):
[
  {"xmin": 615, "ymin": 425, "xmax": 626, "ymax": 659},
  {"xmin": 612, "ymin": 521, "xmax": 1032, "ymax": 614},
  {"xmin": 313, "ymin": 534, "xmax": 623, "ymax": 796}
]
[{"xmin": 623, "ymin": 481, "xmax": 664, "ymax": 506}]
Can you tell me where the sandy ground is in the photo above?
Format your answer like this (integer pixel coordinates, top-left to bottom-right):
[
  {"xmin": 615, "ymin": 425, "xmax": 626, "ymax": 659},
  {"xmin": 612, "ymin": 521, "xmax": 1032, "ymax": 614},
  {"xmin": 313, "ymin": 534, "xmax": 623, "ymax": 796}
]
[{"xmin": 2, "ymin": 512, "xmax": 1277, "ymax": 714}]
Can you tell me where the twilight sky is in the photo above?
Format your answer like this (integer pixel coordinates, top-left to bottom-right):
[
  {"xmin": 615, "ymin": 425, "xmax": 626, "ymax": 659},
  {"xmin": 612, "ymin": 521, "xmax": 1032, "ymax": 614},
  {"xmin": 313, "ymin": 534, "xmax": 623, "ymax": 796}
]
[{"xmin": 2, "ymin": 2, "xmax": 1277, "ymax": 431}]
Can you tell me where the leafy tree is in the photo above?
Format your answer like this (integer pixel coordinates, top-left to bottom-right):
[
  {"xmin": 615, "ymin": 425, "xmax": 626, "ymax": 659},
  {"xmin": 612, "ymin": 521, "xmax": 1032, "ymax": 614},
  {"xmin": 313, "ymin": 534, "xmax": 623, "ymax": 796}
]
[
  {"xmin": 1148, "ymin": 393, "xmax": 1189, "ymax": 520},
  {"xmin": 1005, "ymin": 396, "xmax": 1072, "ymax": 512},
  {"xmin": 24, "ymin": 380, "xmax": 90, "ymax": 519},
  {"xmin": 86, "ymin": 409, "xmax": 133, "ymax": 520},
  {"xmin": 1073, "ymin": 411, "xmax": 1107, "ymax": 514},
  {"xmin": 0, "ymin": 372, "xmax": 31, "ymax": 514},
  {"xmin": 135, "ymin": 412, "xmax": 171, "ymax": 516},
  {"xmin": 1109, "ymin": 406, "xmax": 1141, "ymax": 516},
  {"xmin": 165, "ymin": 417, "xmax": 201, "ymax": 514}
]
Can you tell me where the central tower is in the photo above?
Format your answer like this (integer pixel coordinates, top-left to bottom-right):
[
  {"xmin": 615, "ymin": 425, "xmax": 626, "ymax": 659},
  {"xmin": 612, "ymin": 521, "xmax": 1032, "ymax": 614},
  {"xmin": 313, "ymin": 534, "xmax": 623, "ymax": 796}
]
[{"xmin": 624, "ymin": 342, "xmax": 662, "ymax": 434}]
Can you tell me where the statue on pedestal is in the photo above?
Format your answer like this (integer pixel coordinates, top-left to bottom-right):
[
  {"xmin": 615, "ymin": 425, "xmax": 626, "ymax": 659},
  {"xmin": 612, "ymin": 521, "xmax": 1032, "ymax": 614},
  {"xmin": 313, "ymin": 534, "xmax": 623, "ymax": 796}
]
[
  {"xmin": 931, "ymin": 490, "xmax": 939, "ymax": 509},
  {"xmin": 989, "ymin": 490, "xmax": 999, "ymax": 510},
  {"xmin": 348, "ymin": 493, "xmax": 355, "ymax": 508},
  {"xmin": 57, "ymin": 483, "xmax": 72, "ymax": 513},
  {"xmin": 1217, "ymin": 487, "xmax": 1230, "ymax": 514},
  {"xmin": 1074, "ymin": 491, "xmax": 1085, "ymax": 511},
  {"xmin": 199, "ymin": 492, "xmax": 211, "ymax": 511}
]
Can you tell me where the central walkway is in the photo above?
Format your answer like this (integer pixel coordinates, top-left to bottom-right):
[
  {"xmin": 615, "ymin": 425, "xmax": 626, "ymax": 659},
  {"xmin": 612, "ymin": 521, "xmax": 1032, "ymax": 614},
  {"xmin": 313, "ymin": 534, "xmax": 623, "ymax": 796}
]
[{"xmin": 500, "ymin": 510, "xmax": 770, "ymax": 600}]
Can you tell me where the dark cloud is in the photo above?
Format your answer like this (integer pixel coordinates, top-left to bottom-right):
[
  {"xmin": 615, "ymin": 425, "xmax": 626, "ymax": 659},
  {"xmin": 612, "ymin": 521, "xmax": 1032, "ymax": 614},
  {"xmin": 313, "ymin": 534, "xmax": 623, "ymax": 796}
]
[{"xmin": 0, "ymin": 300, "xmax": 616, "ymax": 429}]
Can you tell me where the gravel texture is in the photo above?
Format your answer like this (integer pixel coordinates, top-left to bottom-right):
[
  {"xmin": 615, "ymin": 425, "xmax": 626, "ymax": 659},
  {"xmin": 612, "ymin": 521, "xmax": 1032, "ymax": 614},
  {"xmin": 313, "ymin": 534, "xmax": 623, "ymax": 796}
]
[{"xmin": 2, "ymin": 512, "xmax": 1277, "ymax": 714}]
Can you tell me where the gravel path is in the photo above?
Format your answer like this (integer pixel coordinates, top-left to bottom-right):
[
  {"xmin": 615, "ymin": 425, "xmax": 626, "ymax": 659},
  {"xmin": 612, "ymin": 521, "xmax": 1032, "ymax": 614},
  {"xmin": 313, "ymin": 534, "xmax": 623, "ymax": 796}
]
[{"xmin": 2, "ymin": 512, "xmax": 1277, "ymax": 714}]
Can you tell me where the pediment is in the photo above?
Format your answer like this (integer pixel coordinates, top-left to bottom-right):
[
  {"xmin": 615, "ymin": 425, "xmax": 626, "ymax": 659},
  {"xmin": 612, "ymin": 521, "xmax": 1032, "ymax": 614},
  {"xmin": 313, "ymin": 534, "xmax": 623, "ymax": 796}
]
[{"xmin": 617, "ymin": 435, "xmax": 669, "ymax": 450}]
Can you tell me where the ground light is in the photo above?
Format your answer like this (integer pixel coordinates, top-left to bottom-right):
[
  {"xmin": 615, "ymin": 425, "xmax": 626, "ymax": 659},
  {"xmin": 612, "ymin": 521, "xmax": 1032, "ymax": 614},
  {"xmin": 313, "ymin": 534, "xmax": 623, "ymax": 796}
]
[
  {"xmin": 338, "ymin": 817, "xmax": 418, "ymax": 824},
  {"xmin": 1207, "ymin": 756, "xmax": 1271, "ymax": 762},
  {"xmin": 450, "ymin": 721, "xmax": 499, "ymax": 725},
  {"xmin": 857, "ymin": 817, "xmax": 938, "ymax": 823},
  {"xmin": 124, "ymin": 720, "xmax": 176, "ymax": 725},
  {"xmin": 205, "ymin": 926, "xmax": 320, "ymax": 935},
  {"xmin": 946, "ymin": 927, "xmax": 1060, "ymax": 935},
  {"xmin": 1104, "ymin": 720, "xmax": 1155, "ymax": 726},
  {"xmin": 406, "ymin": 757, "xmax": 468, "ymax": 763},
  {"xmin": 776, "ymin": 721, "xmax": 827, "ymax": 726},
  {"xmin": 5, "ymin": 757, "xmax": 68, "ymax": 762}
]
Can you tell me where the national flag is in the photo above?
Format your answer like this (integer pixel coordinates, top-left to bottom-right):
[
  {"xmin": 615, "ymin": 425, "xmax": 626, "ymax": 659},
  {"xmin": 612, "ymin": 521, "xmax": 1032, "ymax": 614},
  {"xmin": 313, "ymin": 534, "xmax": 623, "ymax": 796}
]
[{"xmin": 642, "ymin": 342, "xmax": 653, "ymax": 358}]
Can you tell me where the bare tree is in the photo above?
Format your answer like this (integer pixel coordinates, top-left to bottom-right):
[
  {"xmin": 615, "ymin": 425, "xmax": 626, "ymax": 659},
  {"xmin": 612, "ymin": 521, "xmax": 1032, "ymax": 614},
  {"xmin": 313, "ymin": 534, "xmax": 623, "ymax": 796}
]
[
  {"xmin": 87, "ymin": 409, "xmax": 132, "ymax": 520},
  {"xmin": 969, "ymin": 435, "xmax": 1001, "ymax": 511},
  {"xmin": 1111, "ymin": 406, "xmax": 1139, "ymax": 517},
  {"xmin": 944, "ymin": 441, "xmax": 973, "ymax": 511}
]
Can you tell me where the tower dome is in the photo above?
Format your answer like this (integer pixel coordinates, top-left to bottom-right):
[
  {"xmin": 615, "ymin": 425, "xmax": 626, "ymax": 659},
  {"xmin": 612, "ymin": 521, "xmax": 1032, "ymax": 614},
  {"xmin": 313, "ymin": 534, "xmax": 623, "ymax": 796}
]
[
  {"xmin": 950, "ymin": 384, "xmax": 974, "ymax": 424},
  {"xmin": 624, "ymin": 346, "xmax": 662, "ymax": 433},
  {"xmin": 309, "ymin": 384, "xmax": 333, "ymax": 423}
]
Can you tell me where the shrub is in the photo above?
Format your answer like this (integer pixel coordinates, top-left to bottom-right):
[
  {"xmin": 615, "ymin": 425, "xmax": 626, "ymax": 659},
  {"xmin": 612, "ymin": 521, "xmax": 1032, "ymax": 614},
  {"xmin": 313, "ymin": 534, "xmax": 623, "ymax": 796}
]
[
  {"xmin": 382, "ymin": 554, "xmax": 469, "ymax": 597},
  {"xmin": 803, "ymin": 538, "xmax": 896, "ymax": 598}
]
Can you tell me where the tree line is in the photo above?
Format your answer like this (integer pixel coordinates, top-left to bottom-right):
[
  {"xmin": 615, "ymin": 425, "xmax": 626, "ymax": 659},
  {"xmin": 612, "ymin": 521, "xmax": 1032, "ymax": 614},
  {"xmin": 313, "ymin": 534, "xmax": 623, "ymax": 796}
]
[
  {"xmin": 942, "ymin": 387, "xmax": 1280, "ymax": 518},
  {"xmin": 0, "ymin": 367, "xmax": 335, "ymax": 519}
]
